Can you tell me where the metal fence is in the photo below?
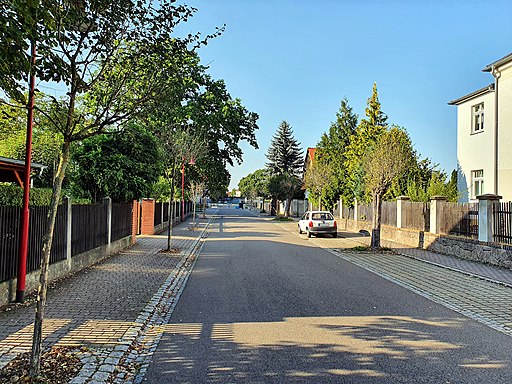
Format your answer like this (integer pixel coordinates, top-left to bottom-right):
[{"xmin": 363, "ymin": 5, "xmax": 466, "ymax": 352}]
[
  {"xmin": 439, "ymin": 201, "xmax": 478, "ymax": 239},
  {"xmin": 493, "ymin": 201, "xmax": 512, "ymax": 244},
  {"xmin": 71, "ymin": 204, "xmax": 108, "ymax": 256},
  {"xmin": 112, "ymin": 203, "xmax": 132, "ymax": 242},
  {"xmin": 0, "ymin": 205, "xmax": 67, "ymax": 283},
  {"xmin": 154, "ymin": 202, "xmax": 162, "ymax": 226},
  {"xmin": 0, "ymin": 206, "xmax": 21, "ymax": 282}
]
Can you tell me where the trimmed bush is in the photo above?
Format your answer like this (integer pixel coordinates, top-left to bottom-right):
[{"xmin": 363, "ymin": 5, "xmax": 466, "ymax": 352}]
[{"xmin": 0, "ymin": 184, "xmax": 54, "ymax": 206}]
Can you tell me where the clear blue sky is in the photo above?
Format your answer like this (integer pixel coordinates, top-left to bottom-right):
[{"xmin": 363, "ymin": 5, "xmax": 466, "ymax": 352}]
[{"xmin": 179, "ymin": 0, "xmax": 512, "ymax": 190}]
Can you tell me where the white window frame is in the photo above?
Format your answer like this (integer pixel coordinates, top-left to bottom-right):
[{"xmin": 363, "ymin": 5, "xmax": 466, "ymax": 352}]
[
  {"xmin": 471, "ymin": 103, "xmax": 484, "ymax": 134},
  {"xmin": 471, "ymin": 169, "xmax": 484, "ymax": 199}
]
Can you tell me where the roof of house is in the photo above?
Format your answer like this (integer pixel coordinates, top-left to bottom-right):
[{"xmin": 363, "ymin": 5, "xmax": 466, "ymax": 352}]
[
  {"xmin": 305, "ymin": 147, "xmax": 316, "ymax": 164},
  {"xmin": 0, "ymin": 156, "xmax": 47, "ymax": 186},
  {"xmin": 448, "ymin": 83, "xmax": 495, "ymax": 106},
  {"xmin": 482, "ymin": 52, "xmax": 512, "ymax": 72}
]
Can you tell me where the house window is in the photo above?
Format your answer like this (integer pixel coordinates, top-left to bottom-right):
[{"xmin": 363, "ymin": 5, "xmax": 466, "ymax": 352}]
[
  {"xmin": 472, "ymin": 103, "xmax": 484, "ymax": 133},
  {"xmin": 472, "ymin": 169, "xmax": 484, "ymax": 198}
]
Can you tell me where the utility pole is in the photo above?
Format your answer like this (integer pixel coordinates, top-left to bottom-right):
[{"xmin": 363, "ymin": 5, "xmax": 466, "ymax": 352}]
[{"xmin": 16, "ymin": 40, "xmax": 36, "ymax": 303}]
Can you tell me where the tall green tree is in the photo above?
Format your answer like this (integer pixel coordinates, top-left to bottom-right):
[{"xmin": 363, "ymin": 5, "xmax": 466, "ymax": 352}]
[
  {"xmin": 238, "ymin": 169, "xmax": 270, "ymax": 200},
  {"xmin": 345, "ymin": 83, "xmax": 388, "ymax": 201},
  {"xmin": 0, "ymin": 98, "xmax": 63, "ymax": 187},
  {"xmin": 1, "ymin": 1, "xmax": 215, "ymax": 376},
  {"xmin": 316, "ymin": 98, "xmax": 358, "ymax": 208},
  {"xmin": 266, "ymin": 121, "xmax": 303, "ymax": 216},
  {"xmin": 70, "ymin": 124, "xmax": 163, "ymax": 202},
  {"xmin": 364, "ymin": 126, "xmax": 416, "ymax": 248}
]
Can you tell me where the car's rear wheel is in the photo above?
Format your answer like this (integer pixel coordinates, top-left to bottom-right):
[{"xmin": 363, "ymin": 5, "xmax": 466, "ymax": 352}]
[
  {"xmin": 332, "ymin": 232, "xmax": 338, "ymax": 238},
  {"xmin": 298, "ymin": 225, "xmax": 302, "ymax": 234}
]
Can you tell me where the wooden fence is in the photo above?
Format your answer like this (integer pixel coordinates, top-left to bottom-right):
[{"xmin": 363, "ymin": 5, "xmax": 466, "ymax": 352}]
[
  {"xmin": 402, "ymin": 201, "xmax": 430, "ymax": 232},
  {"xmin": 438, "ymin": 202, "xmax": 478, "ymax": 239}
]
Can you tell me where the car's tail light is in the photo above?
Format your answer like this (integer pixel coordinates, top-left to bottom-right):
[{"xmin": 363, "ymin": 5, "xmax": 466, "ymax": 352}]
[
  {"xmin": 308, "ymin": 221, "xmax": 313, "ymax": 228},
  {"xmin": 334, "ymin": 220, "xmax": 337, "ymax": 227}
]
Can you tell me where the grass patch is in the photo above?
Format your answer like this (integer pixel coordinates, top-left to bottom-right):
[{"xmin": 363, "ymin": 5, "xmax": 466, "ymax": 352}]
[
  {"xmin": 350, "ymin": 245, "xmax": 394, "ymax": 253},
  {"xmin": 351, "ymin": 245, "xmax": 370, "ymax": 251},
  {"xmin": 272, "ymin": 215, "xmax": 294, "ymax": 222}
]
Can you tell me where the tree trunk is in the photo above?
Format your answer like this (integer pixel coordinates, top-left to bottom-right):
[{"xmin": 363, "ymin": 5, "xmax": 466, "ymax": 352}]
[
  {"xmin": 285, "ymin": 197, "xmax": 292, "ymax": 217},
  {"xmin": 270, "ymin": 196, "xmax": 277, "ymax": 216},
  {"xmin": 371, "ymin": 193, "xmax": 382, "ymax": 249},
  {"xmin": 30, "ymin": 141, "xmax": 71, "ymax": 376},
  {"xmin": 167, "ymin": 171, "xmax": 175, "ymax": 251}
]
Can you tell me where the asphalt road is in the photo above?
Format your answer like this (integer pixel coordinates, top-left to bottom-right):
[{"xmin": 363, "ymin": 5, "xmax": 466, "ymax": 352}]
[{"xmin": 144, "ymin": 207, "xmax": 512, "ymax": 383}]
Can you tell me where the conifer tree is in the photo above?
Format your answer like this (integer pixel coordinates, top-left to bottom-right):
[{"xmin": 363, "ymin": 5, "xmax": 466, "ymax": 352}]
[
  {"xmin": 266, "ymin": 121, "xmax": 304, "ymax": 176},
  {"xmin": 345, "ymin": 83, "xmax": 388, "ymax": 201},
  {"xmin": 266, "ymin": 121, "xmax": 303, "ymax": 216},
  {"xmin": 316, "ymin": 98, "xmax": 358, "ymax": 208}
]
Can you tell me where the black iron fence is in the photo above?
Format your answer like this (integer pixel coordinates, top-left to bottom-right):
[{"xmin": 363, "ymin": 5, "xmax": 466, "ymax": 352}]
[
  {"xmin": 71, "ymin": 204, "xmax": 108, "ymax": 256},
  {"xmin": 493, "ymin": 201, "xmax": 512, "ymax": 244},
  {"xmin": 112, "ymin": 203, "xmax": 132, "ymax": 242},
  {"xmin": 0, "ymin": 205, "xmax": 67, "ymax": 283}
]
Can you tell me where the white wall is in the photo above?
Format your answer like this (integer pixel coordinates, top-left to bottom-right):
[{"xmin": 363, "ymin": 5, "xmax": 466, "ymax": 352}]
[
  {"xmin": 457, "ymin": 92, "xmax": 495, "ymax": 202},
  {"xmin": 497, "ymin": 60, "xmax": 512, "ymax": 201}
]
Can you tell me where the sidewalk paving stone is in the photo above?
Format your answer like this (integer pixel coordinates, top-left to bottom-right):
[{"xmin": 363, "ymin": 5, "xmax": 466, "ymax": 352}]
[{"xmin": 0, "ymin": 215, "xmax": 212, "ymax": 383}]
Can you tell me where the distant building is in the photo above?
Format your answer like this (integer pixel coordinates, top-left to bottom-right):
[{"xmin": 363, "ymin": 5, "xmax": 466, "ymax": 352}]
[
  {"xmin": 449, "ymin": 52, "xmax": 512, "ymax": 202},
  {"xmin": 303, "ymin": 147, "xmax": 316, "ymax": 177}
]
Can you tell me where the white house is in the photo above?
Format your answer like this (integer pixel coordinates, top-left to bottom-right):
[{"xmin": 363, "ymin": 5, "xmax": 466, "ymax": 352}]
[{"xmin": 449, "ymin": 52, "xmax": 512, "ymax": 202}]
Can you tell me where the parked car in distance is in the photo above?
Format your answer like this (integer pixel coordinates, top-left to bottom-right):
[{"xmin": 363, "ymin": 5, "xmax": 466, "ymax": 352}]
[{"xmin": 298, "ymin": 211, "xmax": 337, "ymax": 238}]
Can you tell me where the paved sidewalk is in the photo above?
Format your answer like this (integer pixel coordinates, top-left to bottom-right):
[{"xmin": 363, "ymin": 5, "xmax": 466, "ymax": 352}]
[{"xmin": 0, "ymin": 215, "xmax": 211, "ymax": 383}]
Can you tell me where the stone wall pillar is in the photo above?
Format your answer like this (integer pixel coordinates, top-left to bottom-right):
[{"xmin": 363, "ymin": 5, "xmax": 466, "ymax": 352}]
[
  {"xmin": 477, "ymin": 194, "xmax": 501, "ymax": 243},
  {"xmin": 131, "ymin": 200, "xmax": 139, "ymax": 244},
  {"xmin": 140, "ymin": 198, "xmax": 155, "ymax": 235},
  {"xmin": 396, "ymin": 196, "xmax": 410, "ymax": 229},
  {"xmin": 64, "ymin": 196, "xmax": 72, "ymax": 269},
  {"xmin": 103, "ymin": 197, "xmax": 112, "ymax": 245},
  {"xmin": 430, "ymin": 196, "xmax": 447, "ymax": 234}
]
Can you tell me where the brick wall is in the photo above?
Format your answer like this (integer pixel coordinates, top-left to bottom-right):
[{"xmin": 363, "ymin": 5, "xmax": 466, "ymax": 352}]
[
  {"xmin": 140, "ymin": 199, "xmax": 155, "ymax": 235},
  {"xmin": 131, "ymin": 200, "xmax": 140, "ymax": 244}
]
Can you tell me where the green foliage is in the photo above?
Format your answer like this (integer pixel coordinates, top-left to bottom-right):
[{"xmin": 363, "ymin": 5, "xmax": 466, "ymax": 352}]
[
  {"xmin": 238, "ymin": 169, "xmax": 269, "ymax": 199},
  {"xmin": 406, "ymin": 169, "xmax": 459, "ymax": 202},
  {"xmin": 70, "ymin": 124, "xmax": 163, "ymax": 202},
  {"xmin": 316, "ymin": 98, "xmax": 358, "ymax": 208},
  {"xmin": 0, "ymin": 184, "xmax": 54, "ymax": 206},
  {"xmin": 266, "ymin": 121, "xmax": 303, "ymax": 177},
  {"xmin": 0, "ymin": 99, "xmax": 63, "ymax": 188},
  {"xmin": 345, "ymin": 83, "xmax": 388, "ymax": 201},
  {"xmin": 364, "ymin": 126, "xmax": 416, "ymax": 198},
  {"xmin": 272, "ymin": 215, "xmax": 294, "ymax": 222},
  {"xmin": 303, "ymin": 160, "xmax": 332, "ymax": 209}
]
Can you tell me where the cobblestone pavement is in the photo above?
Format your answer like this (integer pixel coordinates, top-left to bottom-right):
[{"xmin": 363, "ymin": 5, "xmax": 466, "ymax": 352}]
[
  {"xmin": 275, "ymin": 220, "xmax": 512, "ymax": 338},
  {"xmin": 0, "ymin": 215, "xmax": 212, "ymax": 383}
]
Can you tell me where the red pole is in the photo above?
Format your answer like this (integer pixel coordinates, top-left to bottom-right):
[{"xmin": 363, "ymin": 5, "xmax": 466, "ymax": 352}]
[
  {"xmin": 16, "ymin": 40, "xmax": 36, "ymax": 303},
  {"xmin": 181, "ymin": 162, "xmax": 185, "ymax": 221}
]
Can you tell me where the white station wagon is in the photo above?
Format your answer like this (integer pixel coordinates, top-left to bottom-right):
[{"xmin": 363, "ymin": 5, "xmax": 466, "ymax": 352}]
[{"xmin": 298, "ymin": 211, "xmax": 337, "ymax": 238}]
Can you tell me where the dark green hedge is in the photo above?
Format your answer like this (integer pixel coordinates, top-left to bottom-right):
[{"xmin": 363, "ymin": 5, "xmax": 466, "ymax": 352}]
[{"xmin": 0, "ymin": 184, "xmax": 54, "ymax": 206}]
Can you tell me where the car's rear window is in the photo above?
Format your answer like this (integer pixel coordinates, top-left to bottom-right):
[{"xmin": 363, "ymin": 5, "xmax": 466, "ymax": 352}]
[{"xmin": 311, "ymin": 213, "xmax": 334, "ymax": 220}]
